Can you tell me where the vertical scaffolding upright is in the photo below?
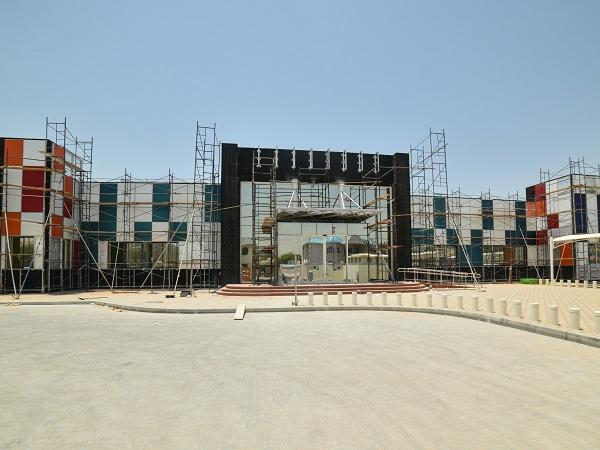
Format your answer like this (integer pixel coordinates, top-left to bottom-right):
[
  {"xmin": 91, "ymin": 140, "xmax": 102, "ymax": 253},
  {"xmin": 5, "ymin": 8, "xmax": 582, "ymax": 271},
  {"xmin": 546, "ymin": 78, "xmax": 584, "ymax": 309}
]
[
  {"xmin": 361, "ymin": 155, "xmax": 394, "ymax": 281},
  {"xmin": 190, "ymin": 123, "xmax": 220, "ymax": 291},
  {"xmin": 45, "ymin": 118, "xmax": 93, "ymax": 292},
  {"xmin": 251, "ymin": 149, "xmax": 278, "ymax": 284},
  {"xmin": 410, "ymin": 129, "xmax": 478, "ymax": 284}
]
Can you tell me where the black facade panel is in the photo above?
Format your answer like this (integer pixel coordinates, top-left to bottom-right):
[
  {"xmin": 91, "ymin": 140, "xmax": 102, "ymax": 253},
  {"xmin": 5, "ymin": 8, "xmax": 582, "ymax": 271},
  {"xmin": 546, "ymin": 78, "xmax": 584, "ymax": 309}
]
[
  {"xmin": 393, "ymin": 153, "xmax": 412, "ymax": 275},
  {"xmin": 220, "ymin": 143, "xmax": 241, "ymax": 284}
]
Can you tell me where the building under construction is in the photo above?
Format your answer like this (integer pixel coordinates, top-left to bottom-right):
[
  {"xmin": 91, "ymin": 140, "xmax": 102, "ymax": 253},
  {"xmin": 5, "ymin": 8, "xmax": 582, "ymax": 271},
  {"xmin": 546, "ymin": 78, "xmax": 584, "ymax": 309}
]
[{"xmin": 0, "ymin": 120, "xmax": 598, "ymax": 295}]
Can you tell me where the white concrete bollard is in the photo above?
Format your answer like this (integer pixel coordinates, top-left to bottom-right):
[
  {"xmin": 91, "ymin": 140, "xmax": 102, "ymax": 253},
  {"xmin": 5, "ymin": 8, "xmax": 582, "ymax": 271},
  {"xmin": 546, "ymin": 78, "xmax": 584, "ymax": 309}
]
[
  {"xmin": 594, "ymin": 311, "xmax": 600, "ymax": 334},
  {"xmin": 567, "ymin": 280, "xmax": 572, "ymax": 287},
  {"xmin": 486, "ymin": 297, "xmax": 494, "ymax": 314},
  {"xmin": 549, "ymin": 305, "xmax": 559, "ymax": 326},
  {"xmin": 530, "ymin": 303, "xmax": 540, "ymax": 322},
  {"xmin": 472, "ymin": 296, "xmax": 479, "ymax": 311},
  {"xmin": 546, "ymin": 279, "xmax": 550, "ymax": 286},
  {"xmin": 551, "ymin": 279, "xmax": 556, "ymax": 286},
  {"xmin": 569, "ymin": 308, "xmax": 581, "ymax": 330},
  {"xmin": 411, "ymin": 293, "xmax": 418, "ymax": 307},
  {"xmin": 513, "ymin": 300, "xmax": 523, "ymax": 319},
  {"xmin": 396, "ymin": 292, "xmax": 402, "ymax": 306},
  {"xmin": 352, "ymin": 291, "xmax": 358, "ymax": 306},
  {"xmin": 441, "ymin": 294, "xmax": 448, "ymax": 308},
  {"xmin": 594, "ymin": 281, "xmax": 598, "ymax": 289},
  {"xmin": 426, "ymin": 293, "xmax": 433, "ymax": 307},
  {"xmin": 538, "ymin": 279, "xmax": 543, "ymax": 286},
  {"xmin": 323, "ymin": 292, "xmax": 329, "ymax": 306},
  {"xmin": 583, "ymin": 280, "xmax": 588, "ymax": 289},
  {"xmin": 559, "ymin": 279, "xmax": 564, "ymax": 287},
  {"xmin": 308, "ymin": 292, "xmax": 314, "ymax": 306},
  {"xmin": 575, "ymin": 280, "xmax": 580, "ymax": 288},
  {"xmin": 456, "ymin": 295, "xmax": 464, "ymax": 310},
  {"xmin": 382, "ymin": 292, "xmax": 388, "ymax": 306},
  {"xmin": 367, "ymin": 292, "xmax": 373, "ymax": 306},
  {"xmin": 337, "ymin": 292, "xmax": 343, "ymax": 306},
  {"xmin": 498, "ymin": 298, "xmax": 508, "ymax": 316}
]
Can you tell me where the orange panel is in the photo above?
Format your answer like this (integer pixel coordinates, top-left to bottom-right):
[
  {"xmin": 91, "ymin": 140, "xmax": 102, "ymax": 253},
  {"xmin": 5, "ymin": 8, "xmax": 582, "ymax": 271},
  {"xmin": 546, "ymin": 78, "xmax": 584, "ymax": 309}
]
[
  {"xmin": 526, "ymin": 201, "xmax": 536, "ymax": 218},
  {"xmin": 64, "ymin": 175, "xmax": 74, "ymax": 196},
  {"xmin": 53, "ymin": 144, "xmax": 65, "ymax": 172},
  {"xmin": 4, "ymin": 139, "xmax": 23, "ymax": 166},
  {"xmin": 51, "ymin": 215, "xmax": 63, "ymax": 238},
  {"xmin": 503, "ymin": 247, "xmax": 514, "ymax": 264},
  {"xmin": 559, "ymin": 243, "xmax": 574, "ymax": 267},
  {"xmin": 535, "ymin": 198, "xmax": 546, "ymax": 217},
  {"xmin": 1, "ymin": 212, "xmax": 21, "ymax": 236}
]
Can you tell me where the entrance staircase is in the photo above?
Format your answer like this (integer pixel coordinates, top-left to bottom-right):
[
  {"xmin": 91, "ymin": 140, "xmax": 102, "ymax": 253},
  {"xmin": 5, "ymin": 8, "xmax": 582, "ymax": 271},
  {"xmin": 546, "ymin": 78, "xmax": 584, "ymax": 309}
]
[{"xmin": 217, "ymin": 282, "xmax": 429, "ymax": 297}]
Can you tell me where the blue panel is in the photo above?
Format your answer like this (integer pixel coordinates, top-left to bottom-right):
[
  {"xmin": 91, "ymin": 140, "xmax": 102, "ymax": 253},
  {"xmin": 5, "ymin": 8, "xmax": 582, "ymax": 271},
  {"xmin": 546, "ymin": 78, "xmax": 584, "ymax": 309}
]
[
  {"xmin": 152, "ymin": 183, "xmax": 171, "ymax": 203},
  {"xmin": 514, "ymin": 201, "xmax": 526, "ymax": 215},
  {"xmin": 411, "ymin": 228, "xmax": 434, "ymax": 245},
  {"xmin": 134, "ymin": 222, "xmax": 152, "ymax": 241},
  {"xmin": 99, "ymin": 205, "xmax": 116, "ymax": 223},
  {"xmin": 433, "ymin": 213, "xmax": 446, "ymax": 229},
  {"xmin": 204, "ymin": 184, "xmax": 222, "ymax": 222},
  {"xmin": 433, "ymin": 197, "xmax": 446, "ymax": 212},
  {"xmin": 152, "ymin": 205, "xmax": 170, "ymax": 222},
  {"xmin": 574, "ymin": 193, "xmax": 587, "ymax": 234},
  {"xmin": 482, "ymin": 199, "xmax": 493, "ymax": 230},
  {"xmin": 169, "ymin": 221, "xmax": 188, "ymax": 242},
  {"xmin": 446, "ymin": 228, "xmax": 459, "ymax": 245},
  {"xmin": 458, "ymin": 245, "xmax": 471, "ymax": 267},
  {"xmin": 99, "ymin": 182, "xmax": 118, "ymax": 203},
  {"xmin": 482, "ymin": 216, "xmax": 494, "ymax": 230},
  {"xmin": 471, "ymin": 229, "xmax": 483, "ymax": 245},
  {"xmin": 470, "ymin": 244, "xmax": 483, "ymax": 266}
]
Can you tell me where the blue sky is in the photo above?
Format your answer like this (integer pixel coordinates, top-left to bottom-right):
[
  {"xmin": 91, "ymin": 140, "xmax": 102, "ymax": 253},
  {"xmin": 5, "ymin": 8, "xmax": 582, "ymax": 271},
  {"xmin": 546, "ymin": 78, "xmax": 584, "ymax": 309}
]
[{"xmin": 1, "ymin": 0, "xmax": 598, "ymax": 196}]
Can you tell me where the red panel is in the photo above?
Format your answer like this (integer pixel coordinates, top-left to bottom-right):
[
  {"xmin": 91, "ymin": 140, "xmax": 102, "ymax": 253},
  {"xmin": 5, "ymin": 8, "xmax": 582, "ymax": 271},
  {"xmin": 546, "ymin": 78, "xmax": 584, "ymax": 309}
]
[
  {"xmin": 53, "ymin": 144, "xmax": 65, "ymax": 172},
  {"xmin": 547, "ymin": 213, "xmax": 559, "ymax": 229},
  {"xmin": 51, "ymin": 215, "xmax": 63, "ymax": 238},
  {"xmin": 534, "ymin": 182, "xmax": 546, "ymax": 200},
  {"xmin": 63, "ymin": 197, "xmax": 73, "ymax": 218},
  {"xmin": 21, "ymin": 168, "xmax": 45, "ymax": 212},
  {"xmin": 72, "ymin": 240, "xmax": 80, "ymax": 268},
  {"xmin": 536, "ymin": 230, "xmax": 548, "ymax": 246},
  {"xmin": 64, "ymin": 175, "xmax": 74, "ymax": 196}
]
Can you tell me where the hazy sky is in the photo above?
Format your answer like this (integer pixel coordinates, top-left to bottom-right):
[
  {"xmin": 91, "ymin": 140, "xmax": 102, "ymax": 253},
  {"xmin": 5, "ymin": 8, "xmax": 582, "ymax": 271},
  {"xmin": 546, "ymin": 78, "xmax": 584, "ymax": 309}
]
[{"xmin": 1, "ymin": 0, "xmax": 598, "ymax": 196}]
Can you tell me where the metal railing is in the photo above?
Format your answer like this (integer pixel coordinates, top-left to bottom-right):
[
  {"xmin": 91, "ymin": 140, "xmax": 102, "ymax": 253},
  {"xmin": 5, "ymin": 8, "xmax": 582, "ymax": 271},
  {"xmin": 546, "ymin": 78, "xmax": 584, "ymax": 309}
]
[{"xmin": 398, "ymin": 267, "xmax": 481, "ymax": 288}]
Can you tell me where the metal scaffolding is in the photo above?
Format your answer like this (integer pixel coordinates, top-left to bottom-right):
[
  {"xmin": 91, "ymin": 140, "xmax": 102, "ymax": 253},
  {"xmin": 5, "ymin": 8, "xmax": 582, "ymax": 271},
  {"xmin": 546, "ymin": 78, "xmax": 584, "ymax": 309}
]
[{"xmin": 189, "ymin": 122, "xmax": 221, "ymax": 292}]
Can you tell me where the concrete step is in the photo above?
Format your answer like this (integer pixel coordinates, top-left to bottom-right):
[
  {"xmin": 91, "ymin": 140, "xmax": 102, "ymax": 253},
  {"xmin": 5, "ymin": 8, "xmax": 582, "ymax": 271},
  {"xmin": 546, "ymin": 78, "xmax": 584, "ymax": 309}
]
[{"xmin": 217, "ymin": 282, "xmax": 430, "ymax": 296}]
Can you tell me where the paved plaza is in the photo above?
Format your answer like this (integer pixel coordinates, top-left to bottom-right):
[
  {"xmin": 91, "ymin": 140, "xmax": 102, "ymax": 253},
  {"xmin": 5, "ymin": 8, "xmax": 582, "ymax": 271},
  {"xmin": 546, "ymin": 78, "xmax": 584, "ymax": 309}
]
[{"xmin": 2, "ymin": 306, "xmax": 600, "ymax": 449}]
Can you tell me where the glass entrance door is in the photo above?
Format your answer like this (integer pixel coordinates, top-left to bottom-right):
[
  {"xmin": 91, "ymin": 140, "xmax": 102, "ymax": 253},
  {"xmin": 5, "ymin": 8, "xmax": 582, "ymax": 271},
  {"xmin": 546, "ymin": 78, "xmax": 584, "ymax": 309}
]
[{"xmin": 301, "ymin": 235, "xmax": 348, "ymax": 283}]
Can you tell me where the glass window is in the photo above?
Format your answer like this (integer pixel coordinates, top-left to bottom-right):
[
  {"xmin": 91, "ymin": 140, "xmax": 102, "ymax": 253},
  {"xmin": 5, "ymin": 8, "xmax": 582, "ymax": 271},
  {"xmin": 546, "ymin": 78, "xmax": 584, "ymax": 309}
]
[{"xmin": 9, "ymin": 236, "xmax": 34, "ymax": 269}]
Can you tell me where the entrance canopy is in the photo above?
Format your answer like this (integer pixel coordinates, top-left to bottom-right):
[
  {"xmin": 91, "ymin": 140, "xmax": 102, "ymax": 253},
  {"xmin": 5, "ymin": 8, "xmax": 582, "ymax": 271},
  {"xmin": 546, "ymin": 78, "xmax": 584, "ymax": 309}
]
[
  {"xmin": 276, "ymin": 207, "xmax": 380, "ymax": 223},
  {"xmin": 549, "ymin": 233, "xmax": 600, "ymax": 280}
]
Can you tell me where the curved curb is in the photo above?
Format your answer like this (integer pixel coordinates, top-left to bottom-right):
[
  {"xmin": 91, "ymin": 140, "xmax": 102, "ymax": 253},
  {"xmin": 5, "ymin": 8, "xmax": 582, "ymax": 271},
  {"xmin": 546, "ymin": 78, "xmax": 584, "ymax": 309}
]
[{"xmin": 3, "ymin": 300, "xmax": 599, "ymax": 349}]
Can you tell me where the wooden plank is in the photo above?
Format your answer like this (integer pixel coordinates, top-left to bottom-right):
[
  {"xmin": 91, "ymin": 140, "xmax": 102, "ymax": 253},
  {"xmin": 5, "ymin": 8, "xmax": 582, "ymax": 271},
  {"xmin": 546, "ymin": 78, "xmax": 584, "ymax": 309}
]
[{"xmin": 234, "ymin": 304, "xmax": 246, "ymax": 320}]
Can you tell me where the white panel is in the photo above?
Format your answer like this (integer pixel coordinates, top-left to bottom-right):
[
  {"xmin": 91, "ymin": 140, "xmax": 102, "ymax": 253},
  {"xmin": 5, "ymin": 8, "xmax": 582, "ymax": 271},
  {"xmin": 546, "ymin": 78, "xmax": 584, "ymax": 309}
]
[
  {"xmin": 134, "ymin": 206, "xmax": 152, "ymax": 222},
  {"xmin": 89, "ymin": 204, "xmax": 100, "ymax": 222},
  {"xmin": 527, "ymin": 245, "xmax": 538, "ymax": 266},
  {"xmin": 98, "ymin": 241, "xmax": 108, "ymax": 270},
  {"xmin": 20, "ymin": 212, "xmax": 44, "ymax": 236},
  {"xmin": 22, "ymin": 139, "xmax": 46, "ymax": 166},
  {"xmin": 33, "ymin": 236, "xmax": 44, "ymax": 269},
  {"xmin": 170, "ymin": 205, "xmax": 189, "ymax": 222},
  {"xmin": 5, "ymin": 168, "xmax": 22, "ymax": 212}
]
